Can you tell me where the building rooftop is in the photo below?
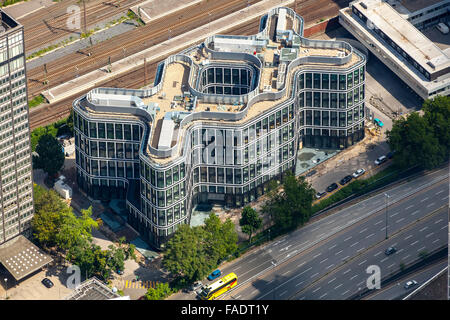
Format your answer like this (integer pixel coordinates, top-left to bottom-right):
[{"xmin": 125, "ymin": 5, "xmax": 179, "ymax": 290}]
[
  {"xmin": 398, "ymin": 0, "xmax": 445, "ymax": 13},
  {"xmin": 64, "ymin": 277, "xmax": 123, "ymax": 300},
  {"xmin": 352, "ymin": 0, "xmax": 450, "ymax": 75},
  {"xmin": 0, "ymin": 235, "xmax": 53, "ymax": 281},
  {"xmin": 77, "ymin": 7, "xmax": 365, "ymax": 165},
  {"xmin": 0, "ymin": 10, "xmax": 20, "ymax": 32}
]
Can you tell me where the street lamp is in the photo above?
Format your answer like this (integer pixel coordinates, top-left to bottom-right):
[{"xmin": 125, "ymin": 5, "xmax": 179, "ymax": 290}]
[{"xmin": 384, "ymin": 193, "xmax": 390, "ymax": 239}]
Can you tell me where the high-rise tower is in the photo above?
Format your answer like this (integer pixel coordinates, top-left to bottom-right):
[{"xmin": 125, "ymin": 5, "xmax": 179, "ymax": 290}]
[{"xmin": 0, "ymin": 10, "xmax": 34, "ymax": 244}]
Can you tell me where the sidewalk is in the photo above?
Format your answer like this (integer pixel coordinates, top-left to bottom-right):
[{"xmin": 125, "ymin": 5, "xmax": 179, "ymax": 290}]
[{"xmin": 42, "ymin": 0, "xmax": 296, "ymax": 104}]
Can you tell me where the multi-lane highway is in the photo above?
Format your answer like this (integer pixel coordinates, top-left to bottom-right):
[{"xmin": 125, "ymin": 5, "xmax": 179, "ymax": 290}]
[{"xmin": 188, "ymin": 167, "xmax": 449, "ymax": 300}]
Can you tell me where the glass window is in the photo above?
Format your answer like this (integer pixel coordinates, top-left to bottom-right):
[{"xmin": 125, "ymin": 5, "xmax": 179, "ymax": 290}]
[
  {"xmin": 322, "ymin": 74, "xmax": 329, "ymax": 89},
  {"xmin": 322, "ymin": 92, "xmax": 329, "ymax": 108},
  {"xmin": 347, "ymin": 73, "xmax": 353, "ymax": 89},
  {"xmin": 98, "ymin": 123, "xmax": 105, "ymax": 139},
  {"xmin": 305, "ymin": 73, "xmax": 312, "ymax": 88},
  {"xmin": 107, "ymin": 123, "xmax": 114, "ymax": 139},
  {"xmin": 115, "ymin": 124, "xmax": 123, "ymax": 139},
  {"xmin": 165, "ymin": 169, "xmax": 172, "ymax": 186},
  {"xmin": 330, "ymin": 74, "xmax": 338, "ymax": 90},
  {"xmin": 89, "ymin": 122, "xmax": 97, "ymax": 138},
  {"xmin": 124, "ymin": 124, "xmax": 131, "ymax": 140},
  {"xmin": 331, "ymin": 93, "xmax": 337, "ymax": 108},
  {"xmin": 339, "ymin": 74, "xmax": 346, "ymax": 90},
  {"xmin": 313, "ymin": 73, "xmax": 320, "ymax": 89}
]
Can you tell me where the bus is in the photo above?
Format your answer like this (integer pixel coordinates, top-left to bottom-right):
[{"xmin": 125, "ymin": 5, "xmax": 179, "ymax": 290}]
[{"xmin": 198, "ymin": 272, "xmax": 238, "ymax": 300}]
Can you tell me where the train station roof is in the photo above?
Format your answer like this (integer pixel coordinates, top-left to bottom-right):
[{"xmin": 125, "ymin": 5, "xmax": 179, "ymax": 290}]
[{"xmin": 0, "ymin": 235, "xmax": 53, "ymax": 281}]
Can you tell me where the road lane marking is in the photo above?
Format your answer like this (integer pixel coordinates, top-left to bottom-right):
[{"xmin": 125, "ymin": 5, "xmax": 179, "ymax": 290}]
[
  {"xmin": 342, "ymin": 255, "xmax": 350, "ymax": 261},
  {"xmin": 433, "ymin": 239, "xmax": 441, "ymax": 244},
  {"xmin": 366, "ymin": 233, "xmax": 375, "ymax": 239},
  {"xmin": 334, "ymin": 283, "xmax": 343, "ymax": 290},
  {"xmin": 319, "ymin": 293, "xmax": 327, "ymax": 299},
  {"xmin": 326, "ymin": 264, "xmax": 334, "ymax": 270},
  {"xmin": 311, "ymin": 272, "xmax": 319, "ymax": 278},
  {"xmin": 404, "ymin": 254, "xmax": 411, "ymax": 260},
  {"xmin": 313, "ymin": 253, "xmax": 322, "ymax": 259},
  {"xmin": 328, "ymin": 244, "xmax": 337, "ymax": 250},
  {"xmin": 397, "ymin": 248, "xmax": 404, "ymax": 254},
  {"xmin": 419, "ymin": 227, "xmax": 428, "ymax": 232},
  {"xmin": 279, "ymin": 290, "xmax": 288, "ymax": 297},
  {"xmin": 344, "ymin": 236, "xmax": 352, "ymax": 242},
  {"xmin": 405, "ymin": 205, "xmax": 414, "ymax": 210},
  {"xmin": 350, "ymin": 241, "xmax": 359, "ymax": 247},
  {"xmin": 335, "ymin": 250, "xmax": 343, "ymax": 255},
  {"xmin": 328, "ymin": 277, "xmax": 336, "ymax": 284},
  {"xmin": 390, "ymin": 212, "xmax": 399, "ymax": 218},
  {"xmin": 426, "ymin": 202, "xmax": 435, "ymax": 208},
  {"xmin": 359, "ymin": 228, "xmax": 368, "ymax": 234},
  {"xmin": 388, "ymin": 263, "xmax": 396, "ymax": 268},
  {"xmin": 425, "ymin": 232, "xmax": 434, "ymax": 238},
  {"xmin": 411, "ymin": 210, "xmax": 420, "ymax": 216},
  {"xmin": 436, "ymin": 190, "xmax": 444, "ymax": 195},
  {"xmin": 343, "ymin": 269, "xmax": 351, "ymax": 275},
  {"xmin": 381, "ymin": 257, "xmax": 388, "ymax": 263},
  {"xmin": 417, "ymin": 246, "xmax": 426, "ymax": 252},
  {"xmin": 420, "ymin": 197, "xmax": 429, "ymax": 202},
  {"xmin": 441, "ymin": 225, "xmax": 447, "ymax": 230},
  {"xmin": 358, "ymin": 259, "xmax": 367, "ymax": 266},
  {"xmin": 435, "ymin": 218, "xmax": 443, "ymax": 224},
  {"xmin": 410, "ymin": 240, "xmax": 419, "ymax": 246},
  {"xmin": 404, "ymin": 235, "xmax": 413, "ymax": 240},
  {"xmin": 312, "ymin": 287, "xmax": 321, "ymax": 293},
  {"xmin": 350, "ymin": 275, "xmax": 358, "ymax": 281},
  {"xmin": 295, "ymin": 280, "xmax": 304, "ymax": 287},
  {"xmin": 341, "ymin": 289, "xmax": 350, "ymax": 296},
  {"xmin": 357, "ymin": 247, "xmax": 365, "ymax": 253},
  {"xmin": 375, "ymin": 220, "xmax": 384, "ymax": 225},
  {"xmin": 282, "ymin": 270, "xmax": 291, "ymax": 276},
  {"xmin": 396, "ymin": 217, "xmax": 405, "ymax": 223},
  {"xmin": 374, "ymin": 251, "xmax": 382, "ymax": 257},
  {"xmin": 320, "ymin": 258, "xmax": 328, "ymax": 264}
]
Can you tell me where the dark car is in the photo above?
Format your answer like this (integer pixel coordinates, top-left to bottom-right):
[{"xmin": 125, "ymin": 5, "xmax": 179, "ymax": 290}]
[
  {"xmin": 384, "ymin": 247, "xmax": 397, "ymax": 255},
  {"xmin": 207, "ymin": 269, "xmax": 221, "ymax": 281},
  {"xmin": 305, "ymin": 170, "xmax": 317, "ymax": 178},
  {"xmin": 386, "ymin": 150, "xmax": 396, "ymax": 159},
  {"xmin": 41, "ymin": 278, "xmax": 54, "ymax": 288},
  {"xmin": 339, "ymin": 175, "xmax": 353, "ymax": 186},
  {"xmin": 326, "ymin": 183, "xmax": 338, "ymax": 193}
]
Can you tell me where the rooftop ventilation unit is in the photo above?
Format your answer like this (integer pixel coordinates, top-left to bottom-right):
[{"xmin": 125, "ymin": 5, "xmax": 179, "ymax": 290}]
[
  {"xmin": 360, "ymin": 2, "xmax": 367, "ymax": 9},
  {"xmin": 426, "ymin": 61, "xmax": 436, "ymax": 69}
]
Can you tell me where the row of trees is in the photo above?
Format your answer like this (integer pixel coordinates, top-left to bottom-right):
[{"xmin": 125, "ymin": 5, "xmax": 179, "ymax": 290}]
[
  {"xmin": 32, "ymin": 184, "xmax": 135, "ymax": 280},
  {"xmin": 387, "ymin": 96, "xmax": 449, "ymax": 170}
]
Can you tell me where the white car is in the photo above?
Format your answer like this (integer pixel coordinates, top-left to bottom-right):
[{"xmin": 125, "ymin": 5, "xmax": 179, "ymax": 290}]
[
  {"xmin": 404, "ymin": 280, "xmax": 418, "ymax": 289},
  {"xmin": 374, "ymin": 155, "xmax": 387, "ymax": 165},
  {"xmin": 190, "ymin": 281, "xmax": 203, "ymax": 293},
  {"xmin": 436, "ymin": 22, "xmax": 449, "ymax": 34},
  {"xmin": 352, "ymin": 168, "xmax": 366, "ymax": 178}
]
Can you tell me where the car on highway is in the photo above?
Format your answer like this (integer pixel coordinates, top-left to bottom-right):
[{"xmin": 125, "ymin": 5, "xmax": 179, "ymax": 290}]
[
  {"xmin": 384, "ymin": 246, "xmax": 397, "ymax": 255},
  {"xmin": 404, "ymin": 280, "xmax": 418, "ymax": 289},
  {"xmin": 375, "ymin": 155, "xmax": 387, "ymax": 165},
  {"xmin": 207, "ymin": 269, "xmax": 222, "ymax": 281},
  {"xmin": 326, "ymin": 183, "xmax": 338, "ymax": 192},
  {"xmin": 315, "ymin": 191, "xmax": 327, "ymax": 199},
  {"xmin": 339, "ymin": 175, "xmax": 353, "ymax": 186},
  {"xmin": 352, "ymin": 168, "xmax": 366, "ymax": 178},
  {"xmin": 41, "ymin": 278, "xmax": 54, "ymax": 288}
]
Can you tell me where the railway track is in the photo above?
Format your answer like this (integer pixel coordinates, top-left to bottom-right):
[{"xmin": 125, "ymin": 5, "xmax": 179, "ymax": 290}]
[
  {"xmin": 21, "ymin": 0, "xmax": 142, "ymax": 53},
  {"xmin": 28, "ymin": 0, "xmax": 351, "ymax": 130},
  {"xmin": 26, "ymin": 0, "xmax": 263, "ymax": 98}
]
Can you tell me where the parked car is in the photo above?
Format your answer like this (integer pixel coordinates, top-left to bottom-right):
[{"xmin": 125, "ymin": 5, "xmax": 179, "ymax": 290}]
[
  {"xmin": 375, "ymin": 155, "xmax": 387, "ymax": 165},
  {"xmin": 352, "ymin": 168, "xmax": 366, "ymax": 178},
  {"xmin": 315, "ymin": 191, "xmax": 327, "ymax": 199},
  {"xmin": 404, "ymin": 280, "xmax": 418, "ymax": 289},
  {"xmin": 384, "ymin": 246, "xmax": 397, "ymax": 255},
  {"xmin": 339, "ymin": 175, "xmax": 353, "ymax": 186},
  {"xmin": 436, "ymin": 22, "xmax": 449, "ymax": 34},
  {"xmin": 326, "ymin": 183, "xmax": 338, "ymax": 193},
  {"xmin": 374, "ymin": 118, "xmax": 384, "ymax": 127},
  {"xmin": 386, "ymin": 150, "xmax": 396, "ymax": 159},
  {"xmin": 190, "ymin": 281, "xmax": 203, "ymax": 293},
  {"xmin": 305, "ymin": 170, "xmax": 317, "ymax": 178},
  {"xmin": 207, "ymin": 269, "xmax": 222, "ymax": 281},
  {"xmin": 41, "ymin": 278, "xmax": 54, "ymax": 288}
]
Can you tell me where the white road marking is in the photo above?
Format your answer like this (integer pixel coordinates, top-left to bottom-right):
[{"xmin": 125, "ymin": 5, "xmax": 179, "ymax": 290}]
[
  {"xmin": 420, "ymin": 197, "xmax": 429, "ymax": 202},
  {"xmin": 328, "ymin": 244, "xmax": 337, "ymax": 250},
  {"xmin": 279, "ymin": 290, "xmax": 288, "ymax": 297},
  {"xmin": 313, "ymin": 253, "xmax": 322, "ymax": 259},
  {"xmin": 404, "ymin": 235, "xmax": 413, "ymax": 240},
  {"xmin": 350, "ymin": 275, "xmax": 358, "ymax": 281},
  {"xmin": 359, "ymin": 228, "xmax": 368, "ymax": 234},
  {"xmin": 435, "ymin": 190, "xmax": 444, "ymax": 195},
  {"xmin": 320, "ymin": 258, "xmax": 328, "ymax": 264},
  {"xmin": 328, "ymin": 277, "xmax": 336, "ymax": 284},
  {"xmin": 435, "ymin": 218, "xmax": 443, "ymax": 224},
  {"xmin": 335, "ymin": 250, "xmax": 343, "ymax": 255},
  {"xmin": 374, "ymin": 251, "xmax": 382, "ymax": 257},
  {"xmin": 366, "ymin": 233, "xmax": 375, "ymax": 239},
  {"xmin": 375, "ymin": 220, "xmax": 384, "ymax": 225},
  {"xmin": 426, "ymin": 202, "xmax": 435, "ymax": 208},
  {"xmin": 282, "ymin": 270, "xmax": 291, "ymax": 276},
  {"xmin": 341, "ymin": 289, "xmax": 350, "ymax": 296},
  {"xmin": 388, "ymin": 263, "xmax": 396, "ymax": 268},
  {"xmin": 311, "ymin": 272, "xmax": 319, "ymax": 278},
  {"xmin": 350, "ymin": 241, "xmax": 359, "ymax": 247},
  {"xmin": 381, "ymin": 257, "xmax": 388, "ymax": 263},
  {"xmin": 334, "ymin": 283, "xmax": 343, "ymax": 290},
  {"xmin": 326, "ymin": 264, "xmax": 334, "ymax": 270},
  {"xmin": 295, "ymin": 280, "xmax": 304, "ymax": 287},
  {"xmin": 441, "ymin": 225, "xmax": 447, "ymax": 230},
  {"xmin": 410, "ymin": 240, "xmax": 419, "ymax": 246},
  {"xmin": 419, "ymin": 227, "xmax": 428, "ymax": 232},
  {"xmin": 390, "ymin": 212, "xmax": 399, "ymax": 218},
  {"xmin": 425, "ymin": 232, "xmax": 434, "ymax": 238},
  {"xmin": 343, "ymin": 269, "xmax": 351, "ymax": 275},
  {"xmin": 312, "ymin": 287, "xmax": 321, "ymax": 293},
  {"xmin": 319, "ymin": 292, "xmax": 327, "ymax": 299},
  {"xmin": 433, "ymin": 239, "xmax": 441, "ymax": 244},
  {"xmin": 403, "ymin": 254, "xmax": 411, "ymax": 260},
  {"xmin": 417, "ymin": 246, "xmax": 426, "ymax": 252},
  {"xmin": 344, "ymin": 236, "xmax": 352, "ymax": 242},
  {"xmin": 358, "ymin": 259, "xmax": 367, "ymax": 266},
  {"xmin": 411, "ymin": 210, "xmax": 420, "ymax": 216},
  {"xmin": 405, "ymin": 205, "xmax": 414, "ymax": 210},
  {"xmin": 396, "ymin": 217, "xmax": 405, "ymax": 223}
]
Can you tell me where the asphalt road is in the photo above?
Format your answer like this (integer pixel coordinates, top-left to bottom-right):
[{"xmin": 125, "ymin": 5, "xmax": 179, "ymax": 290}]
[
  {"xmin": 170, "ymin": 167, "xmax": 448, "ymax": 300},
  {"xmin": 364, "ymin": 259, "xmax": 448, "ymax": 300},
  {"xmin": 290, "ymin": 206, "xmax": 447, "ymax": 300}
]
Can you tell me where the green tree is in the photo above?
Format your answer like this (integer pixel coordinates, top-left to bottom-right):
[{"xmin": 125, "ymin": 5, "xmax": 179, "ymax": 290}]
[
  {"xmin": 239, "ymin": 206, "xmax": 262, "ymax": 242},
  {"xmin": 33, "ymin": 133, "xmax": 65, "ymax": 176},
  {"xmin": 387, "ymin": 112, "xmax": 445, "ymax": 170},
  {"xmin": 262, "ymin": 173, "xmax": 315, "ymax": 232},
  {"xmin": 163, "ymin": 224, "xmax": 211, "ymax": 281},
  {"xmin": 144, "ymin": 282, "xmax": 173, "ymax": 300},
  {"xmin": 204, "ymin": 213, "xmax": 238, "ymax": 264}
]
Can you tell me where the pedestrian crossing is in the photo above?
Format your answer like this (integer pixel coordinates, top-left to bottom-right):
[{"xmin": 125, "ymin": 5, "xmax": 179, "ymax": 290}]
[{"xmin": 124, "ymin": 280, "xmax": 160, "ymax": 289}]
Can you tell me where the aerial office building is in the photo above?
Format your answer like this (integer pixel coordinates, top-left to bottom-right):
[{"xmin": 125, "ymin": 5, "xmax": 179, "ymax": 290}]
[
  {"xmin": 73, "ymin": 7, "xmax": 367, "ymax": 249},
  {"xmin": 0, "ymin": 11, "xmax": 34, "ymax": 244},
  {"xmin": 339, "ymin": 0, "xmax": 450, "ymax": 100}
]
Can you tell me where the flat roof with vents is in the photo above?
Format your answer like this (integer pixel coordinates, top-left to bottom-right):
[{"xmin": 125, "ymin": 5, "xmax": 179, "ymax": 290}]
[
  {"xmin": 353, "ymin": 0, "xmax": 450, "ymax": 75},
  {"xmin": 0, "ymin": 235, "xmax": 53, "ymax": 281}
]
